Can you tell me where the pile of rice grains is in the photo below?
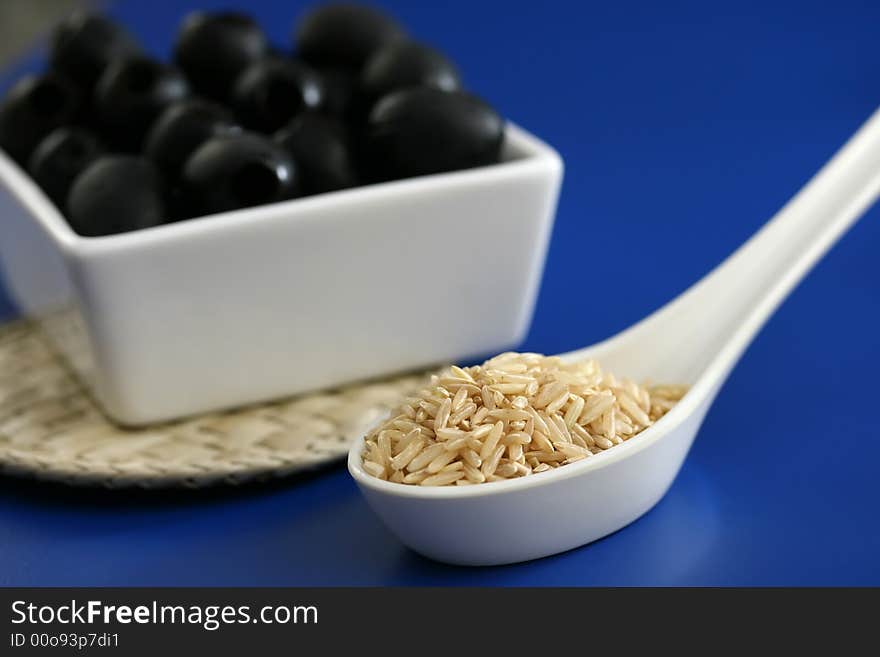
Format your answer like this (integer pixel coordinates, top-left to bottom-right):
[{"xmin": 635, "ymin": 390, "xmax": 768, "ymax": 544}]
[{"xmin": 361, "ymin": 352, "xmax": 687, "ymax": 486}]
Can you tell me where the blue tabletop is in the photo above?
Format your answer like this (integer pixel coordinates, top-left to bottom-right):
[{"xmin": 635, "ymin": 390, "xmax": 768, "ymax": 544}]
[{"xmin": 1, "ymin": 0, "xmax": 879, "ymax": 586}]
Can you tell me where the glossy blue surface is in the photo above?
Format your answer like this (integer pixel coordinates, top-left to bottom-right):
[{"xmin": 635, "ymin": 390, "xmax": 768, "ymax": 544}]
[{"xmin": 1, "ymin": 0, "xmax": 878, "ymax": 586}]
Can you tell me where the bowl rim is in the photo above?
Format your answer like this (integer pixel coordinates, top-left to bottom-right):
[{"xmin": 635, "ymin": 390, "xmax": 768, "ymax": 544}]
[{"xmin": 0, "ymin": 122, "xmax": 562, "ymax": 258}]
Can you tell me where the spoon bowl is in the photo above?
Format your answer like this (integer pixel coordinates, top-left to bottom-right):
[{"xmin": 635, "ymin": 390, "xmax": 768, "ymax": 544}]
[
  {"xmin": 348, "ymin": 389, "xmax": 712, "ymax": 565},
  {"xmin": 349, "ymin": 106, "xmax": 880, "ymax": 565}
]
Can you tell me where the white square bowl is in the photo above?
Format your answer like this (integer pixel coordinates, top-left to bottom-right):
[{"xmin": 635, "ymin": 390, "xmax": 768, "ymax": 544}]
[{"xmin": 0, "ymin": 123, "xmax": 563, "ymax": 425}]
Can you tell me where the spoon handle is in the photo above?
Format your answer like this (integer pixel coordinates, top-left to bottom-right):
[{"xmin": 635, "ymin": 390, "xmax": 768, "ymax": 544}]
[
  {"xmin": 700, "ymin": 105, "xmax": 880, "ymax": 323},
  {"xmin": 582, "ymin": 106, "xmax": 880, "ymax": 383}
]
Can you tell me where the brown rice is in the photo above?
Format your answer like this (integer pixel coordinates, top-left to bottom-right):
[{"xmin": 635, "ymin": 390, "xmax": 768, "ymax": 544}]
[{"xmin": 361, "ymin": 352, "xmax": 687, "ymax": 486}]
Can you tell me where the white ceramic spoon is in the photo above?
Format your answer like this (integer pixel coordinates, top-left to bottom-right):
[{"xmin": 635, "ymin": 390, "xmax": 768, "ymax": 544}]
[{"xmin": 348, "ymin": 107, "xmax": 880, "ymax": 566}]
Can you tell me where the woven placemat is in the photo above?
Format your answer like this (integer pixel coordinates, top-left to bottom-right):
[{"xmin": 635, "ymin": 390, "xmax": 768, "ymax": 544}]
[{"xmin": 0, "ymin": 319, "xmax": 430, "ymax": 488}]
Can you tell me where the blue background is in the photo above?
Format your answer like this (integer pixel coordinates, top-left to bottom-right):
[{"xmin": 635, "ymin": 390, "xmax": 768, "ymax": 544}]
[{"xmin": 1, "ymin": 0, "xmax": 878, "ymax": 585}]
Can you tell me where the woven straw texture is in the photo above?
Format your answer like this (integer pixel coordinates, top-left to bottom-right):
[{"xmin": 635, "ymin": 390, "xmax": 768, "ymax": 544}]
[{"xmin": 0, "ymin": 319, "xmax": 429, "ymax": 488}]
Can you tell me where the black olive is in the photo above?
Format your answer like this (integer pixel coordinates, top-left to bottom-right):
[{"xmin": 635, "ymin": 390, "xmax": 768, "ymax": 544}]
[
  {"xmin": 0, "ymin": 73, "xmax": 81, "ymax": 165},
  {"xmin": 232, "ymin": 58, "xmax": 323, "ymax": 133},
  {"xmin": 174, "ymin": 12, "xmax": 270, "ymax": 101},
  {"xmin": 360, "ymin": 40, "xmax": 460, "ymax": 113},
  {"xmin": 27, "ymin": 127, "xmax": 103, "ymax": 211},
  {"xmin": 274, "ymin": 114, "xmax": 356, "ymax": 194},
  {"xmin": 363, "ymin": 88, "xmax": 504, "ymax": 181},
  {"xmin": 294, "ymin": 4, "xmax": 404, "ymax": 73},
  {"xmin": 315, "ymin": 66, "xmax": 358, "ymax": 119},
  {"xmin": 49, "ymin": 11, "xmax": 141, "ymax": 92},
  {"xmin": 67, "ymin": 156, "xmax": 167, "ymax": 236},
  {"xmin": 182, "ymin": 132, "xmax": 299, "ymax": 215},
  {"xmin": 94, "ymin": 56, "xmax": 190, "ymax": 151},
  {"xmin": 145, "ymin": 99, "xmax": 239, "ymax": 179},
  {"xmin": 165, "ymin": 185, "xmax": 196, "ymax": 223}
]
